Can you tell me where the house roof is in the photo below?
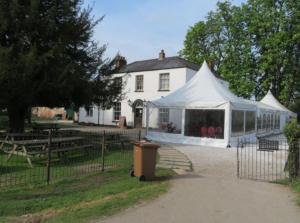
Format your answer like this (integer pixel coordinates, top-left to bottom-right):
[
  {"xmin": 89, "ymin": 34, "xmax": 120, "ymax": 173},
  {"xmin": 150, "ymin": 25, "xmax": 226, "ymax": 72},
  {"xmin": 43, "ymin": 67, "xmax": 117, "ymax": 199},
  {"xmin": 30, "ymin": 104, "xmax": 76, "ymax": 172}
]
[{"xmin": 116, "ymin": 56, "xmax": 200, "ymax": 73}]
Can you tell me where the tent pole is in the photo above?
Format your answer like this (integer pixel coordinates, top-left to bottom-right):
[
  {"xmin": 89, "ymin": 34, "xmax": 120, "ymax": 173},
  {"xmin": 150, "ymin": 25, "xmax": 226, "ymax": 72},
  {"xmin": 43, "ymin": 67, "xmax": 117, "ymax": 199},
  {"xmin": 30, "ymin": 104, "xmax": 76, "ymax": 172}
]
[
  {"xmin": 145, "ymin": 103, "xmax": 149, "ymax": 136},
  {"xmin": 181, "ymin": 109, "xmax": 185, "ymax": 136},
  {"xmin": 227, "ymin": 102, "xmax": 232, "ymax": 147}
]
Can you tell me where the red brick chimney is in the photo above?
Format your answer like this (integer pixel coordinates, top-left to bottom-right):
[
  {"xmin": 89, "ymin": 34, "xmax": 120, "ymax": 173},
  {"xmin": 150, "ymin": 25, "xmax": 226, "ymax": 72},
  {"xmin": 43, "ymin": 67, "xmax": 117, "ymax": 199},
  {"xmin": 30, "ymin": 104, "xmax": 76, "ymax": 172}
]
[
  {"xmin": 159, "ymin": 49, "xmax": 165, "ymax": 60},
  {"xmin": 116, "ymin": 55, "xmax": 127, "ymax": 70},
  {"xmin": 208, "ymin": 61, "xmax": 215, "ymax": 71}
]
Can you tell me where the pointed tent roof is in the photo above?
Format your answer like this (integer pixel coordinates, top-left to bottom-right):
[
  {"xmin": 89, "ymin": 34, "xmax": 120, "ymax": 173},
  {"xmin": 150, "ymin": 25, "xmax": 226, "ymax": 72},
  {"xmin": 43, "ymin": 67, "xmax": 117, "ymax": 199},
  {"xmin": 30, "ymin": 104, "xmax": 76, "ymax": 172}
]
[
  {"xmin": 151, "ymin": 61, "xmax": 254, "ymax": 109},
  {"xmin": 260, "ymin": 90, "xmax": 297, "ymax": 117}
]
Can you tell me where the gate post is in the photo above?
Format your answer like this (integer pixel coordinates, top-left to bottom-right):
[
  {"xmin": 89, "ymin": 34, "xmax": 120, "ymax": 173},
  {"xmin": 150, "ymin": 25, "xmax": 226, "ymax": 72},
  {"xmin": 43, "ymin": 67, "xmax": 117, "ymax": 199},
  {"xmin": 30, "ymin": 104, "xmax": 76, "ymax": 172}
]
[
  {"xmin": 101, "ymin": 130, "xmax": 105, "ymax": 172},
  {"xmin": 237, "ymin": 138, "xmax": 240, "ymax": 178},
  {"xmin": 46, "ymin": 129, "xmax": 52, "ymax": 185}
]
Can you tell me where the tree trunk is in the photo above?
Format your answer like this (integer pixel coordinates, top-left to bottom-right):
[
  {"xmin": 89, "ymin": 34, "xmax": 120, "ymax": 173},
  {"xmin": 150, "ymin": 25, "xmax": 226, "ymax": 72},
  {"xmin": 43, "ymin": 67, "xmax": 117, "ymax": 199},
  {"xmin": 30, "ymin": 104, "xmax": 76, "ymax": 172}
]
[
  {"xmin": 26, "ymin": 107, "xmax": 32, "ymax": 124},
  {"xmin": 7, "ymin": 106, "xmax": 27, "ymax": 133}
]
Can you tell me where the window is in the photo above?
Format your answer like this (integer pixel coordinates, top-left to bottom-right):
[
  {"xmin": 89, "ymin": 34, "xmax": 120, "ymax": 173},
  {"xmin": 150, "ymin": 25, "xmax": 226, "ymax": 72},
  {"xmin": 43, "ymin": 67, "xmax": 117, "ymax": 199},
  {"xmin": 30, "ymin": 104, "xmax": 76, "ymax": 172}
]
[
  {"xmin": 159, "ymin": 108, "xmax": 169, "ymax": 123},
  {"xmin": 271, "ymin": 114, "xmax": 274, "ymax": 129},
  {"xmin": 159, "ymin": 73, "xmax": 170, "ymax": 91},
  {"xmin": 245, "ymin": 111, "xmax": 256, "ymax": 132},
  {"xmin": 113, "ymin": 102, "xmax": 121, "ymax": 121},
  {"xmin": 257, "ymin": 115, "xmax": 262, "ymax": 132},
  {"xmin": 86, "ymin": 106, "xmax": 93, "ymax": 117},
  {"xmin": 114, "ymin": 77, "xmax": 122, "ymax": 87},
  {"xmin": 275, "ymin": 114, "xmax": 280, "ymax": 129},
  {"xmin": 232, "ymin": 110, "xmax": 245, "ymax": 135},
  {"xmin": 262, "ymin": 114, "xmax": 267, "ymax": 130},
  {"xmin": 135, "ymin": 75, "xmax": 144, "ymax": 91},
  {"xmin": 267, "ymin": 114, "xmax": 271, "ymax": 131},
  {"xmin": 185, "ymin": 109, "xmax": 225, "ymax": 139}
]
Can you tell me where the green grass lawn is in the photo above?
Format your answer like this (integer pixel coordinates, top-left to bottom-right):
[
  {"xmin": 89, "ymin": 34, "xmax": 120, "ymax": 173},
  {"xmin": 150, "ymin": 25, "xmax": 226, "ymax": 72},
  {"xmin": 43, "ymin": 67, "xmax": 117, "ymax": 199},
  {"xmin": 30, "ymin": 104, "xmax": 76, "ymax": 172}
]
[{"xmin": 0, "ymin": 168, "xmax": 175, "ymax": 223}]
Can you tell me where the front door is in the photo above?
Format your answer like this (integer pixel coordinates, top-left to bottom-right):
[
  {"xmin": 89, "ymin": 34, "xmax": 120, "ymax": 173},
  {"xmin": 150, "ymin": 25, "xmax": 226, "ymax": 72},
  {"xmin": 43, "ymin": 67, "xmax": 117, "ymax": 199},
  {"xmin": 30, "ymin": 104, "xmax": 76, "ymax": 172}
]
[{"xmin": 134, "ymin": 108, "xmax": 143, "ymax": 128}]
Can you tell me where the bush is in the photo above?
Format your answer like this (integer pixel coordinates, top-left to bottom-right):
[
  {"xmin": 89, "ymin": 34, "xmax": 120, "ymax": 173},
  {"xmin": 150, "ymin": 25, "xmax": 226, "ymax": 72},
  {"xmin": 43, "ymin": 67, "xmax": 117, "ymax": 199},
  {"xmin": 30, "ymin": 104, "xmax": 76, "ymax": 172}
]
[{"xmin": 284, "ymin": 119, "xmax": 300, "ymax": 179}]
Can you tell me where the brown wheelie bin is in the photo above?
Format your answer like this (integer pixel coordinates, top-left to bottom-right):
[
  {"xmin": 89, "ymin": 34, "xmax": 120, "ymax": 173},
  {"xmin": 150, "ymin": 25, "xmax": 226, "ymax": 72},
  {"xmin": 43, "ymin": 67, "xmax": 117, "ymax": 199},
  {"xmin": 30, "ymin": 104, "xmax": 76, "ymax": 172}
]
[{"xmin": 131, "ymin": 141, "xmax": 160, "ymax": 181}]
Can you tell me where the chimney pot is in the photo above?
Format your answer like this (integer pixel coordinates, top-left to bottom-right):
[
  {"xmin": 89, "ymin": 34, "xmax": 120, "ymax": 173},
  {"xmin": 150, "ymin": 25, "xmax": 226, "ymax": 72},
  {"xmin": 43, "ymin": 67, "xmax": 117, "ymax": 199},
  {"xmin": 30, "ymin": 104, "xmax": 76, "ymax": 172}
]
[
  {"xmin": 116, "ymin": 55, "xmax": 127, "ymax": 70},
  {"xmin": 159, "ymin": 50, "xmax": 165, "ymax": 60}
]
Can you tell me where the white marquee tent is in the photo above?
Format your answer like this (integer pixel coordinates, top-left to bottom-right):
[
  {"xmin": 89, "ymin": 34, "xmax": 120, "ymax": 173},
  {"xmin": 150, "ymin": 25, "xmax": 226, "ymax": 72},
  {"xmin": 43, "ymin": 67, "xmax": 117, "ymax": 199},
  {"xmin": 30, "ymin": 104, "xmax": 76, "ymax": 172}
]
[
  {"xmin": 261, "ymin": 90, "xmax": 297, "ymax": 119},
  {"xmin": 146, "ymin": 61, "xmax": 296, "ymax": 147}
]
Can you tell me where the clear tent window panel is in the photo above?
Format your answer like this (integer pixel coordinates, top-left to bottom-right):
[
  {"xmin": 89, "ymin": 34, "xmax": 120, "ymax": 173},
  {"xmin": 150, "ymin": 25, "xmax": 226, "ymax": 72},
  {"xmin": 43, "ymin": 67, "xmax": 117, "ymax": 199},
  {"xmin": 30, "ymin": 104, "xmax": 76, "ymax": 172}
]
[
  {"xmin": 245, "ymin": 111, "xmax": 256, "ymax": 133},
  {"xmin": 257, "ymin": 114, "xmax": 263, "ymax": 133},
  {"xmin": 231, "ymin": 110, "xmax": 244, "ymax": 136},
  {"xmin": 184, "ymin": 109, "xmax": 225, "ymax": 139},
  {"xmin": 148, "ymin": 107, "xmax": 182, "ymax": 134},
  {"xmin": 262, "ymin": 114, "xmax": 267, "ymax": 131}
]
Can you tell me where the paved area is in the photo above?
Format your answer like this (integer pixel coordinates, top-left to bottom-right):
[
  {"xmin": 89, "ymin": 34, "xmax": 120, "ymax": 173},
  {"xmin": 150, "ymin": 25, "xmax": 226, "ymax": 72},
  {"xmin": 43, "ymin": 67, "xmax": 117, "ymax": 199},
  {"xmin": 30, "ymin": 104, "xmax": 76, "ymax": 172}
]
[
  {"xmin": 157, "ymin": 144, "xmax": 192, "ymax": 172},
  {"xmin": 97, "ymin": 145, "xmax": 300, "ymax": 223}
]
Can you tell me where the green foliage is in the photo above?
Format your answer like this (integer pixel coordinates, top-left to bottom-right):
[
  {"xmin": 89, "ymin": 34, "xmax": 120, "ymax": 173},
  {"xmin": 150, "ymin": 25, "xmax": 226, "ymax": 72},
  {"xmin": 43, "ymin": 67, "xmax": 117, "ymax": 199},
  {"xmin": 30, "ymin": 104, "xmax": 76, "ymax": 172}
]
[
  {"xmin": 283, "ymin": 119, "xmax": 300, "ymax": 179},
  {"xmin": 0, "ymin": 0, "xmax": 122, "ymax": 132},
  {"xmin": 284, "ymin": 119, "xmax": 300, "ymax": 143},
  {"xmin": 180, "ymin": 0, "xmax": 300, "ymax": 102}
]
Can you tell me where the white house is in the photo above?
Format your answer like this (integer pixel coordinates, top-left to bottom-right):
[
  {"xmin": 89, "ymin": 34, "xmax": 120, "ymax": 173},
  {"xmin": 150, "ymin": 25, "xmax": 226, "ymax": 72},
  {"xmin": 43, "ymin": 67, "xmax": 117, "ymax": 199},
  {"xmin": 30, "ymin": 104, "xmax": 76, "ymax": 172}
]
[{"xmin": 78, "ymin": 50, "xmax": 228, "ymax": 127}]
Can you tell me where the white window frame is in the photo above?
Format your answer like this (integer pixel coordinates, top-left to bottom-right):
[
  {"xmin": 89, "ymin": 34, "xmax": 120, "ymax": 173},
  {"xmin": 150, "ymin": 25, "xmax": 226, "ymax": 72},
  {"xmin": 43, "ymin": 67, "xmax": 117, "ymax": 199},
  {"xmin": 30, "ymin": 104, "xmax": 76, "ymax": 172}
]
[
  {"xmin": 159, "ymin": 73, "xmax": 170, "ymax": 91},
  {"xmin": 113, "ymin": 102, "xmax": 121, "ymax": 121},
  {"xmin": 135, "ymin": 75, "xmax": 144, "ymax": 92},
  {"xmin": 159, "ymin": 108, "xmax": 169, "ymax": 123}
]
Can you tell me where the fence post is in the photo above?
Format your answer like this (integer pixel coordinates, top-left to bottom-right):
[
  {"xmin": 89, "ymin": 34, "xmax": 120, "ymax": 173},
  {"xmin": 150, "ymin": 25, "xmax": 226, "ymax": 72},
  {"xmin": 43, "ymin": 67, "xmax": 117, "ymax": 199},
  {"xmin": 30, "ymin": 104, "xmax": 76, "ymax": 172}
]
[
  {"xmin": 101, "ymin": 130, "xmax": 105, "ymax": 172},
  {"xmin": 237, "ymin": 138, "xmax": 240, "ymax": 178},
  {"xmin": 138, "ymin": 129, "xmax": 141, "ymax": 141},
  {"xmin": 298, "ymin": 141, "xmax": 300, "ymax": 179},
  {"xmin": 46, "ymin": 129, "xmax": 52, "ymax": 185}
]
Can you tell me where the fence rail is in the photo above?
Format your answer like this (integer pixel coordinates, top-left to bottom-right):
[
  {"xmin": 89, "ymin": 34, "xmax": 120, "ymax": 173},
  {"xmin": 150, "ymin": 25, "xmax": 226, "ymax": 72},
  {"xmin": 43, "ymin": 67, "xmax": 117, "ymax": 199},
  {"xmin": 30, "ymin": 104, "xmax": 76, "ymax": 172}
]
[
  {"xmin": 237, "ymin": 137, "xmax": 295, "ymax": 182},
  {"xmin": 0, "ymin": 129, "xmax": 143, "ymax": 187}
]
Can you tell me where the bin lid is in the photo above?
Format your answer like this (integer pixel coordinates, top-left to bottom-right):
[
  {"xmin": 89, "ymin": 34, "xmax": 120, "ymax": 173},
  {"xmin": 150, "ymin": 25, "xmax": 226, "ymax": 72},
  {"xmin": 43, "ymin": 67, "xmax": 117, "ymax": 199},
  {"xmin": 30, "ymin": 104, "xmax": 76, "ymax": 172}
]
[{"xmin": 134, "ymin": 141, "xmax": 160, "ymax": 149}]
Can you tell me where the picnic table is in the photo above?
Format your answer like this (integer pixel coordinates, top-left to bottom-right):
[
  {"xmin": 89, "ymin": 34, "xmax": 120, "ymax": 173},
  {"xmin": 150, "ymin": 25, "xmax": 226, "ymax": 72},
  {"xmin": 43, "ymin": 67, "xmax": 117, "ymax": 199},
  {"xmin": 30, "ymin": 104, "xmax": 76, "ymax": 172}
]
[
  {"xmin": 32, "ymin": 123, "xmax": 60, "ymax": 133},
  {"xmin": 0, "ymin": 136, "xmax": 92, "ymax": 167},
  {"xmin": 0, "ymin": 133, "xmax": 47, "ymax": 150}
]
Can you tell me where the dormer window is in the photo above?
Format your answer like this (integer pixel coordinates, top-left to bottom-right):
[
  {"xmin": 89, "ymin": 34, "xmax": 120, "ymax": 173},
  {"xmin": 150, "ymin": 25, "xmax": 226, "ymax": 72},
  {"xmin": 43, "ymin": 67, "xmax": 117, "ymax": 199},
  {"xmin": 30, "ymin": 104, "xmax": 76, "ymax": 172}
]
[
  {"xmin": 159, "ymin": 73, "xmax": 169, "ymax": 91},
  {"xmin": 135, "ymin": 75, "xmax": 144, "ymax": 92}
]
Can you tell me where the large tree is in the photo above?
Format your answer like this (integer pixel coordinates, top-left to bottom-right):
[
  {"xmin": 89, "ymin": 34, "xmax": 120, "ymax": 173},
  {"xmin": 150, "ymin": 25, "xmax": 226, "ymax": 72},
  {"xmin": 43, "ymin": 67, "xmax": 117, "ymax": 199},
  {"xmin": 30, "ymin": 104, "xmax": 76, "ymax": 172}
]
[
  {"xmin": 0, "ymin": 0, "xmax": 121, "ymax": 132},
  {"xmin": 180, "ymin": 0, "xmax": 300, "ymax": 105}
]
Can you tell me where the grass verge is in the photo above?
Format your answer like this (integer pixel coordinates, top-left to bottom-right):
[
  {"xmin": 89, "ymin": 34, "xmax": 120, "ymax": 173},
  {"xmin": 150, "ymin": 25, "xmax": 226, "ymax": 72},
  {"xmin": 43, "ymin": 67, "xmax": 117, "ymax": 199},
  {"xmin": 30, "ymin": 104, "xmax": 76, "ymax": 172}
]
[{"xmin": 0, "ymin": 168, "xmax": 175, "ymax": 223}]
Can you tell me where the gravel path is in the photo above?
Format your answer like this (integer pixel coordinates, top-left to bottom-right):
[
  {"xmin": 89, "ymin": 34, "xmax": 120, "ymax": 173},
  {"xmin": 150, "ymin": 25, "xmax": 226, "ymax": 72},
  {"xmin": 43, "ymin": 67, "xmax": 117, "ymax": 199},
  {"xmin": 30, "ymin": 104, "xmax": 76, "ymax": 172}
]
[{"xmin": 96, "ymin": 145, "xmax": 300, "ymax": 223}]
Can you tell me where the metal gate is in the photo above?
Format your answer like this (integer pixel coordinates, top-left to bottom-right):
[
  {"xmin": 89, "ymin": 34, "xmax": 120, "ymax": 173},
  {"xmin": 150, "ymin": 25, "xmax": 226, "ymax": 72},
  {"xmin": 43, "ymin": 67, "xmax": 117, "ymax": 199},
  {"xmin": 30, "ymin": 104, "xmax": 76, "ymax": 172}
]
[{"xmin": 237, "ymin": 138, "xmax": 289, "ymax": 182}]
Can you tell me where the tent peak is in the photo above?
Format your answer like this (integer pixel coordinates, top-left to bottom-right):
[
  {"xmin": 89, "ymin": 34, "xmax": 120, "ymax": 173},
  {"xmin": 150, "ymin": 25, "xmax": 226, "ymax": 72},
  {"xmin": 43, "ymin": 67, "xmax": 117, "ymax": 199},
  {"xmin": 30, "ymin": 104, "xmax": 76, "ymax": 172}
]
[{"xmin": 201, "ymin": 60, "xmax": 210, "ymax": 70}]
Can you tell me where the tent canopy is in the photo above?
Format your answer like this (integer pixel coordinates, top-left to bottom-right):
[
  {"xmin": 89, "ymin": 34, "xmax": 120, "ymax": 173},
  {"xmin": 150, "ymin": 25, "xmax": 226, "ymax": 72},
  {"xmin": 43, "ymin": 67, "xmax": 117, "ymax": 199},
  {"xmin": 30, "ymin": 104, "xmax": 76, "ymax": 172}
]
[
  {"xmin": 151, "ymin": 61, "xmax": 254, "ymax": 110},
  {"xmin": 260, "ymin": 90, "xmax": 297, "ymax": 117}
]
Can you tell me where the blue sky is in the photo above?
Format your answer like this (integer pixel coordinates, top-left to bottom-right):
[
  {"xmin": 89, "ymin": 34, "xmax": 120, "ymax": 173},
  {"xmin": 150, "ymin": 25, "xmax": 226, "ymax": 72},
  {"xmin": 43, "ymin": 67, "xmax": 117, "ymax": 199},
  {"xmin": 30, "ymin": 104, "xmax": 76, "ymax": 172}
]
[{"xmin": 83, "ymin": 0, "xmax": 245, "ymax": 63}]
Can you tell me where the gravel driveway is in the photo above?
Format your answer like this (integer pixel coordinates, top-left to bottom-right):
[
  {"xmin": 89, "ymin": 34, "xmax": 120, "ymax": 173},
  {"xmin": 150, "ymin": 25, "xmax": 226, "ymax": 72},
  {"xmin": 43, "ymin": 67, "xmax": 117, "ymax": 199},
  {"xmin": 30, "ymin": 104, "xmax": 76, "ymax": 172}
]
[{"xmin": 96, "ymin": 145, "xmax": 300, "ymax": 223}]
